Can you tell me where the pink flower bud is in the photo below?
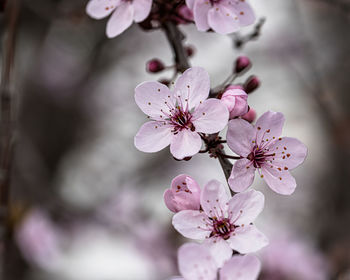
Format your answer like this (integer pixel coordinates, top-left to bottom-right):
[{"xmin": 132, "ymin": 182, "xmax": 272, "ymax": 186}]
[
  {"xmin": 235, "ymin": 56, "xmax": 251, "ymax": 74},
  {"xmin": 244, "ymin": 76, "xmax": 260, "ymax": 93},
  {"xmin": 146, "ymin": 59, "xmax": 165, "ymax": 73},
  {"xmin": 163, "ymin": 174, "xmax": 201, "ymax": 213},
  {"xmin": 221, "ymin": 86, "xmax": 248, "ymax": 119},
  {"xmin": 242, "ymin": 107, "xmax": 256, "ymax": 123},
  {"xmin": 177, "ymin": 5, "xmax": 194, "ymax": 22}
]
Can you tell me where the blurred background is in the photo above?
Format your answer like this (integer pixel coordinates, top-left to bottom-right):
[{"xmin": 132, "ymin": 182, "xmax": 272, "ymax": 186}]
[{"xmin": 0, "ymin": 0, "xmax": 350, "ymax": 279}]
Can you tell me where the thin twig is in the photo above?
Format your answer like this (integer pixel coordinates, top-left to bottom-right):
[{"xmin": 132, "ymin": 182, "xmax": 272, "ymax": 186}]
[{"xmin": 233, "ymin": 17, "xmax": 266, "ymax": 49}]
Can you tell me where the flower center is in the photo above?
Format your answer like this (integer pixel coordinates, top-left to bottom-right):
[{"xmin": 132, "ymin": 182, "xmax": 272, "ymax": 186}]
[
  {"xmin": 248, "ymin": 146, "xmax": 275, "ymax": 168},
  {"xmin": 211, "ymin": 218, "xmax": 235, "ymax": 240},
  {"xmin": 170, "ymin": 105, "xmax": 195, "ymax": 133}
]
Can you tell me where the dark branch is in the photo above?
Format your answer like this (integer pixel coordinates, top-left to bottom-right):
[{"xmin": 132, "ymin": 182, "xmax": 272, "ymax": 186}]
[{"xmin": 162, "ymin": 21, "xmax": 190, "ymax": 73}]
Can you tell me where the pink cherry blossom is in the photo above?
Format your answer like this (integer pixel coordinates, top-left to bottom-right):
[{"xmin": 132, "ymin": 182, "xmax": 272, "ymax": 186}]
[
  {"xmin": 221, "ymin": 86, "xmax": 248, "ymax": 119},
  {"xmin": 86, "ymin": 0, "xmax": 153, "ymax": 38},
  {"xmin": 260, "ymin": 234, "xmax": 329, "ymax": 280},
  {"xmin": 174, "ymin": 243, "xmax": 261, "ymax": 280},
  {"xmin": 15, "ymin": 209, "xmax": 61, "ymax": 269},
  {"xmin": 185, "ymin": 0, "xmax": 256, "ymax": 35},
  {"xmin": 164, "ymin": 174, "xmax": 201, "ymax": 213},
  {"xmin": 172, "ymin": 180, "xmax": 268, "ymax": 263},
  {"xmin": 134, "ymin": 67, "xmax": 229, "ymax": 159},
  {"xmin": 226, "ymin": 111, "xmax": 308, "ymax": 195}
]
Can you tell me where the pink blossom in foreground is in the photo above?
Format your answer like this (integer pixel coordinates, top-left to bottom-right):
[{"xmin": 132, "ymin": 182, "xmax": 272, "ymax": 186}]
[
  {"xmin": 172, "ymin": 180, "xmax": 267, "ymax": 266},
  {"xmin": 227, "ymin": 111, "xmax": 308, "ymax": 195},
  {"xmin": 173, "ymin": 243, "xmax": 261, "ymax": 280},
  {"xmin": 260, "ymin": 235, "xmax": 329, "ymax": 280},
  {"xmin": 164, "ymin": 174, "xmax": 201, "ymax": 213},
  {"xmin": 15, "ymin": 209, "xmax": 61, "ymax": 269},
  {"xmin": 86, "ymin": 0, "xmax": 153, "ymax": 38},
  {"xmin": 221, "ymin": 86, "xmax": 248, "ymax": 119},
  {"xmin": 135, "ymin": 67, "xmax": 229, "ymax": 159},
  {"xmin": 185, "ymin": 0, "xmax": 255, "ymax": 35}
]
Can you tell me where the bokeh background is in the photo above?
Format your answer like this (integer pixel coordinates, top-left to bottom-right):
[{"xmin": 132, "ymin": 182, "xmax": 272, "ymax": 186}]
[{"xmin": 1, "ymin": 0, "xmax": 350, "ymax": 279}]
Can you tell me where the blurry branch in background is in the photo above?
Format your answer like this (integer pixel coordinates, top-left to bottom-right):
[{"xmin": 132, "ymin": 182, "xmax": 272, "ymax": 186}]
[
  {"xmin": 0, "ymin": 0, "xmax": 20, "ymax": 278},
  {"xmin": 312, "ymin": 0, "xmax": 350, "ymax": 16},
  {"xmin": 232, "ymin": 17, "xmax": 266, "ymax": 49},
  {"xmin": 293, "ymin": 1, "xmax": 350, "ymax": 277}
]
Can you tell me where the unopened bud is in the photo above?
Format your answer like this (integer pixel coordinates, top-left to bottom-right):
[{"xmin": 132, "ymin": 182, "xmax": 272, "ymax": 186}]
[
  {"xmin": 185, "ymin": 45, "xmax": 195, "ymax": 57},
  {"xmin": 163, "ymin": 174, "xmax": 201, "ymax": 213},
  {"xmin": 235, "ymin": 56, "xmax": 251, "ymax": 74},
  {"xmin": 146, "ymin": 59, "xmax": 165, "ymax": 73},
  {"xmin": 244, "ymin": 76, "xmax": 260, "ymax": 93},
  {"xmin": 242, "ymin": 107, "xmax": 256, "ymax": 123},
  {"xmin": 221, "ymin": 86, "xmax": 248, "ymax": 119}
]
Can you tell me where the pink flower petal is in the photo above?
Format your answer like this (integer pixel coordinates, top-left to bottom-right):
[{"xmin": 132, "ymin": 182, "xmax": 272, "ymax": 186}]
[
  {"xmin": 203, "ymin": 238, "xmax": 232, "ymax": 268},
  {"xmin": 164, "ymin": 189, "xmax": 178, "ymax": 213},
  {"xmin": 86, "ymin": 0, "xmax": 119, "ymax": 19},
  {"xmin": 228, "ymin": 158, "xmax": 256, "ymax": 193},
  {"xmin": 193, "ymin": 0, "xmax": 211, "ymax": 31},
  {"xmin": 208, "ymin": 5, "xmax": 241, "ymax": 35},
  {"xmin": 227, "ymin": 119, "xmax": 255, "ymax": 157},
  {"xmin": 170, "ymin": 129, "xmax": 202, "ymax": 159},
  {"xmin": 186, "ymin": 0, "xmax": 195, "ymax": 10},
  {"xmin": 261, "ymin": 167, "xmax": 297, "ymax": 195},
  {"xmin": 172, "ymin": 210, "xmax": 211, "ymax": 240},
  {"xmin": 228, "ymin": 190, "xmax": 264, "ymax": 225},
  {"xmin": 220, "ymin": 255, "xmax": 261, "ymax": 280},
  {"xmin": 135, "ymin": 81, "xmax": 175, "ymax": 120},
  {"xmin": 228, "ymin": 225, "xmax": 268, "ymax": 254},
  {"xmin": 133, "ymin": 0, "xmax": 152, "ymax": 22},
  {"xmin": 134, "ymin": 121, "xmax": 172, "ymax": 153},
  {"xmin": 268, "ymin": 137, "xmax": 308, "ymax": 170},
  {"xmin": 221, "ymin": 0, "xmax": 256, "ymax": 26},
  {"xmin": 178, "ymin": 243, "xmax": 218, "ymax": 280},
  {"xmin": 200, "ymin": 180, "xmax": 230, "ymax": 218},
  {"xmin": 221, "ymin": 88, "xmax": 248, "ymax": 119},
  {"xmin": 174, "ymin": 67, "xmax": 210, "ymax": 109},
  {"xmin": 106, "ymin": 2, "xmax": 134, "ymax": 38},
  {"xmin": 192, "ymin": 99, "xmax": 229, "ymax": 134},
  {"xmin": 255, "ymin": 111, "xmax": 285, "ymax": 145},
  {"xmin": 171, "ymin": 174, "xmax": 201, "ymax": 195}
]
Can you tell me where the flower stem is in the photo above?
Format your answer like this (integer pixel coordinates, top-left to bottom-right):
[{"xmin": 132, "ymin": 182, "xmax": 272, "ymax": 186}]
[{"xmin": 162, "ymin": 21, "xmax": 190, "ymax": 73}]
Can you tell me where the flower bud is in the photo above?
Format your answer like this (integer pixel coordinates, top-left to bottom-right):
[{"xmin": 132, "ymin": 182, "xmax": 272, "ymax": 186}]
[
  {"xmin": 177, "ymin": 5, "xmax": 194, "ymax": 22},
  {"xmin": 163, "ymin": 174, "xmax": 201, "ymax": 213},
  {"xmin": 242, "ymin": 107, "xmax": 256, "ymax": 123},
  {"xmin": 244, "ymin": 76, "xmax": 260, "ymax": 93},
  {"xmin": 146, "ymin": 59, "xmax": 165, "ymax": 73},
  {"xmin": 235, "ymin": 56, "xmax": 251, "ymax": 74},
  {"xmin": 185, "ymin": 45, "xmax": 195, "ymax": 57},
  {"xmin": 221, "ymin": 86, "xmax": 248, "ymax": 119}
]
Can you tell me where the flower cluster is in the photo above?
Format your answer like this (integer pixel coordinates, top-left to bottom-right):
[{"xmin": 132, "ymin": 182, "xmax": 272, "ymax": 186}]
[
  {"xmin": 84, "ymin": 0, "xmax": 309, "ymax": 278},
  {"xmin": 86, "ymin": 0, "xmax": 256, "ymax": 38},
  {"xmin": 134, "ymin": 67, "xmax": 307, "ymax": 278}
]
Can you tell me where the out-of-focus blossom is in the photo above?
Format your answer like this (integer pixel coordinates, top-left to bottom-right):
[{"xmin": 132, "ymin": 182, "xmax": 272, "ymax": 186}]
[
  {"xmin": 164, "ymin": 174, "xmax": 201, "ymax": 213},
  {"xmin": 173, "ymin": 243, "xmax": 261, "ymax": 280},
  {"xmin": 221, "ymin": 86, "xmax": 248, "ymax": 119},
  {"xmin": 242, "ymin": 108, "xmax": 256, "ymax": 123},
  {"xmin": 227, "ymin": 111, "xmax": 308, "ymax": 195},
  {"xmin": 172, "ymin": 180, "xmax": 267, "ymax": 267},
  {"xmin": 235, "ymin": 56, "xmax": 251, "ymax": 74},
  {"xmin": 260, "ymin": 235, "xmax": 329, "ymax": 280},
  {"xmin": 86, "ymin": 0, "xmax": 153, "ymax": 38},
  {"xmin": 134, "ymin": 67, "xmax": 228, "ymax": 159},
  {"xmin": 185, "ymin": 0, "xmax": 255, "ymax": 35},
  {"xmin": 15, "ymin": 209, "xmax": 61, "ymax": 269}
]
